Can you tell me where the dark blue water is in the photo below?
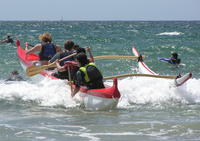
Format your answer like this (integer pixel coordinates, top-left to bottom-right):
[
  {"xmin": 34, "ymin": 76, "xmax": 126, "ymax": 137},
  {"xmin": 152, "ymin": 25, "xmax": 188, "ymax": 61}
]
[{"xmin": 0, "ymin": 21, "xmax": 200, "ymax": 141}]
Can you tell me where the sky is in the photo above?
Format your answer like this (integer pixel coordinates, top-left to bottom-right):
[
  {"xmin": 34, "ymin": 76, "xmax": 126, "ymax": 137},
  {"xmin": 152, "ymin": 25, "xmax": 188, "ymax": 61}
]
[{"xmin": 0, "ymin": 0, "xmax": 200, "ymax": 21}]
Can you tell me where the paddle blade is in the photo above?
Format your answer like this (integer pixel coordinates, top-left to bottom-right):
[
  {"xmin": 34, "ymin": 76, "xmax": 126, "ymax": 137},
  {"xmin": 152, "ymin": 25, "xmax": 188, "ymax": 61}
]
[
  {"xmin": 25, "ymin": 53, "xmax": 77, "ymax": 77},
  {"xmin": 26, "ymin": 62, "xmax": 56, "ymax": 77},
  {"xmin": 26, "ymin": 65, "xmax": 46, "ymax": 76}
]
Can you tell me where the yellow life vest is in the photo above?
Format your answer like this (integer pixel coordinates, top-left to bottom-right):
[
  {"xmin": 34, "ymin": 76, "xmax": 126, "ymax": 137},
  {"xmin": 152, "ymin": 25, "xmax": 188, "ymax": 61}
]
[{"xmin": 79, "ymin": 62, "xmax": 97, "ymax": 82}]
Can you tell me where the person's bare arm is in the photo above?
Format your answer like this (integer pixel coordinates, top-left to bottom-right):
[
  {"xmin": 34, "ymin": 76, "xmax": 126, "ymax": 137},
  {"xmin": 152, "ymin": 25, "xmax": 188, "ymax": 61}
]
[
  {"xmin": 71, "ymin": 86, "xmax": 80, "ymax": 97},
  {"xmin": 55, "ymin": 60, "xmax": 66, "ymax": 72},
  {"xmin": 86, "ymin": 47, "xmax": 94, "ymax": 62},
  {"xmin": 26, "ymin": 44, "xmax": 41, "ymax": 55}
]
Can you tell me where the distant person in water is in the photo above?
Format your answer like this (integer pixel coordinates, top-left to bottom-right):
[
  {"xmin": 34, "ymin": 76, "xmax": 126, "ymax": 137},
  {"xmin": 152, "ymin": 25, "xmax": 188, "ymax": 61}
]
[
  {"xmin": 0, "ymin": 35, "xmax": 14, "ymax": 44},
  {"xmin": 169, "ymin": 52, "xmax": 181, "ymax": 65},
  {"xmin": 159, "ymin": 52, "xmax": 181, "ymax": 65},
  {"xmin": 6, "ymin": 70, "xmax": 24, "ymax": 81}
]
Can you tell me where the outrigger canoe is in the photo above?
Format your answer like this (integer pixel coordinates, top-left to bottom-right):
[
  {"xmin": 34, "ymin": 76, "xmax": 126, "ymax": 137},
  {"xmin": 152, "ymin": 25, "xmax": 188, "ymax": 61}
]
[
  {"xmin": 16, "ymin": 40, "xmax": 121, "ymax": 110},
  {"xmin": 132, "ymin": 47, "xmax": 192, "ymax": 87}
]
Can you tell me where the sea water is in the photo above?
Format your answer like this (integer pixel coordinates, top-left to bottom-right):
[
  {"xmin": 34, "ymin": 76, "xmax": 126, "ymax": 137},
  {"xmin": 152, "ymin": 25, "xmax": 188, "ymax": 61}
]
[{"xmin": 0, "ymin": 21, "xmax": 200, "ymax": 141}]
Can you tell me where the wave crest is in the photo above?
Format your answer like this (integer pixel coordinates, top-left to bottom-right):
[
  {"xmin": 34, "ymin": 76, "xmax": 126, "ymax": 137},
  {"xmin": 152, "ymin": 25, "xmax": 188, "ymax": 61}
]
[{"xmin": 157, "ymin": 32, "xmax": 183, "ymax": 36}]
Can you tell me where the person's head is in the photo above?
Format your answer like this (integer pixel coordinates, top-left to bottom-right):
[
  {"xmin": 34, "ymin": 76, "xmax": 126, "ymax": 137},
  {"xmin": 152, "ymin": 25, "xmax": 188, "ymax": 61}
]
[
  {"xmin": 76, "ymin": 53, "xmax": 89, "ymax": 66},
  {"xmin": 73, "ymin": 44, "xmax": 79, "ymax": 50},
  {"xmin": 172, "ymin": 52, "xmax": 178, "ymax": 59},
  {"xmin": 7, "ymin": 35, "xmax": 10, "ymax": 38},
  {"xmin": 73, "ymin": 44, "xmax": 86, "ymax": 53},
  {"xmin": 64, "ymin": 40, "xmax": 74, "ymax": 51},
  {"xmin": 11, "ymin": 70, "xmax": 19, "ymax": 75},
  {"xmin": 39, "ymin": 32, "xmax": 52, "ymax": 42}
]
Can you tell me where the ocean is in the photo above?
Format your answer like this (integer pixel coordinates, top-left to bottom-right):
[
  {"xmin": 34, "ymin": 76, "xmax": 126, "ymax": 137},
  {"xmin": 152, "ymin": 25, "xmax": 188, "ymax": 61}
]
[{"xmin": 0, "ymin": 21, "xmax": 200, "ymax": 141}]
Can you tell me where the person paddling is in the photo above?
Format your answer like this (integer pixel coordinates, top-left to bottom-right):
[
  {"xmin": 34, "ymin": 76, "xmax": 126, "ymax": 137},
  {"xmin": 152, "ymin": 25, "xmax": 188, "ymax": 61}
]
[
  {"xmin": 51, "ymin": 40, "xmax": 78, "ymax": 79},
  {"xmin": 73, "ymin": 44, "xmax": 86, "ymax": 54},
  {"xmin": 73, "ymin": 44, "xmax": 94, "ymax": 62},
  {"xmin": 25, "ymin": 32, "xmax": 61, "ymax": 65},
  {"xmin": 71, "ymin": 53, "xmax": 105, "ymax": 97},
  {"xmin": 0, "ymin": 35, "xmax": 14, "ymax": 44}
]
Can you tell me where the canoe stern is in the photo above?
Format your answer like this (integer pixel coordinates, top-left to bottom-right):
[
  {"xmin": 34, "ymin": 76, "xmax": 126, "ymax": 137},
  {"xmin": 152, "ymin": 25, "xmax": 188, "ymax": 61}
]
[{"xmin": 77, "ymin": 78, "xmax": 121, "ymax": 110}]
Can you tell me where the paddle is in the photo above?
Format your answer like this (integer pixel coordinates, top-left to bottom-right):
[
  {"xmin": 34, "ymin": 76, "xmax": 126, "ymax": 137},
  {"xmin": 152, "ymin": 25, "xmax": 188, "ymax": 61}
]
[
  {"xmin": 67, "ymin": 66, "xmax": 73, "ymax": 92},
  {"xmin": 103, "ymin": 73, "xmax": 177, "ymax": 80},
  {"xmin": 26, "ymin": 53, "xmax": 77, "ymax": 77},
  {"xmin": 93, "ymin": 55, "xmax": 145, "ymax": 60}
]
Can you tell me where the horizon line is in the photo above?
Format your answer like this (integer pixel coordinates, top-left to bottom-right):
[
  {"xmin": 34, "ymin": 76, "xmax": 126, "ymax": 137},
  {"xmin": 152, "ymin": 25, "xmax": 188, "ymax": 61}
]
[{"xmin": 0, "ymin": 20, "xmax": 200, "ymax": 22}]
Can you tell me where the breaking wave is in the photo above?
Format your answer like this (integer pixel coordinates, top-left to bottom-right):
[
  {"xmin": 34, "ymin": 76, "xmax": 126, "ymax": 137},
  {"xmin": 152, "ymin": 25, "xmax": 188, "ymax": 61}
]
[
  {"xmin": 0, "ymin": 76, "xmax": 200, "ymax": 110},
  {"xmin": 157, "ymin": 32, "xmax": 183, "ymax": 36}
]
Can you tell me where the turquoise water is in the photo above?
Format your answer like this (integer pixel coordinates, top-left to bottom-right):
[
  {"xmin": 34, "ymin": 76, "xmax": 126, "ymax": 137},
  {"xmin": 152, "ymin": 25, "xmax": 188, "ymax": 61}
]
[{"xmin": 0, "ymin": 21, "xmax": 200, "ymax": 141}]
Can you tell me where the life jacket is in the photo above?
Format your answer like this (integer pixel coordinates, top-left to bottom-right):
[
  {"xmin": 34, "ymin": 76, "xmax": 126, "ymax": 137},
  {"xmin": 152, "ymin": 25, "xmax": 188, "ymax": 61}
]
[
  {"xmin": 79, "ymin": 63, "xmax": 103, "ymax": 83},
  {"xmin": 39, "ymin": 42, "xmax": 56, "ymax": 60}
]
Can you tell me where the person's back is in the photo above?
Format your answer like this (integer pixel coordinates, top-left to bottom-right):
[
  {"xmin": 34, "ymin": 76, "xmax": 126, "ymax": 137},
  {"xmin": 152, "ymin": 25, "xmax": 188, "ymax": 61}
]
[
  {"xmin": 79, "ymin": 62, "xmax": 104, "ymax": 89},
  {"xmin": 39, "ymin": 42, "xmax": 56, "ymax": 61},
  {"xmin": 51, "ymin": 40, "xmax": 76, "ymax": 79},
  {"xmin": 76, "ymin": 53, "xmax": 104, "ymax": 89}
]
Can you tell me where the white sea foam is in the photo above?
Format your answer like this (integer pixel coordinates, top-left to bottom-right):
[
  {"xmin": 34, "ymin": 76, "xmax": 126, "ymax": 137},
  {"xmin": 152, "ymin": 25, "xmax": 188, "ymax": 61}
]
[
  {"xmin": 30, "ymin": 30, "xmax": 37, "ymax": 32},
  {"xmin": 117, "ymin": 77, "xmax": 200, "ymax": 108},
  {"xmin": 0, "ymin": 78, "xmax": 76, "ymax": 108},
  {"xmin": 157, "ymin": 32, "xmax": 183, "ymax": 36},
  {"xmin": 0, "ymin": 76, "xmax": 199, "ymax": 109}
]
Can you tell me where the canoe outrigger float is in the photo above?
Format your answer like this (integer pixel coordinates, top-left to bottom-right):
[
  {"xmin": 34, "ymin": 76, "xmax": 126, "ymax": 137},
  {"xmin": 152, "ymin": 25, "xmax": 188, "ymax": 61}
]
[
  {"xmin": 16, "ymin": 40, "xmax": 121, "ymax": 110},
  {"xmin": 132, "ymin": 47, "xmax": 192, "ymax": 87}
]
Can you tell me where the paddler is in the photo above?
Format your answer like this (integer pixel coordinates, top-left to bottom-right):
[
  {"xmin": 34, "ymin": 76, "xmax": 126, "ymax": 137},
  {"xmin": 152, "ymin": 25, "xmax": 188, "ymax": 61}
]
[
  {"xmin": 50, "ymin": 40, "xmax": 78, "ymax": 80},
  {"xmin": 73, "ymin": 44, "xmax": 94, "ymax": 62},
  {"xmin": 25, "ymin": 32, "xmax": 61, "ymax": 65},
  {"xmin": 70, "ymin": 52, "xmax": 105, "ymax": 97},
  {"xmin": 51, "ymin": 42, "xmax": 94, "ymax": 80}
]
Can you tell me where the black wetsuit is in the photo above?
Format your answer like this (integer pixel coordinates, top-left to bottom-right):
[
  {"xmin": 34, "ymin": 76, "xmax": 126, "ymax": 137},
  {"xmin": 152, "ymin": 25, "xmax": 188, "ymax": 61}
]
[{"xmin": 75, "ymin": 63, "xmax": 105, "ymax": 89}]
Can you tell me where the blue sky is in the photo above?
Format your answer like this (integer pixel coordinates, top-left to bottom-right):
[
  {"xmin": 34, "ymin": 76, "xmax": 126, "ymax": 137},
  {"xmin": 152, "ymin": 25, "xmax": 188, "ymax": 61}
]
[{"xmin": 0, "ymin": 0, "xmax": 199, "ymax": 21}]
